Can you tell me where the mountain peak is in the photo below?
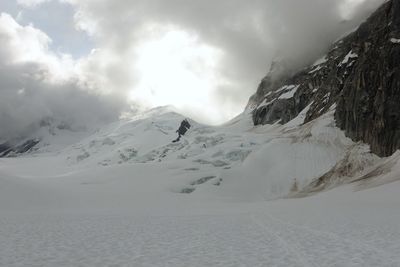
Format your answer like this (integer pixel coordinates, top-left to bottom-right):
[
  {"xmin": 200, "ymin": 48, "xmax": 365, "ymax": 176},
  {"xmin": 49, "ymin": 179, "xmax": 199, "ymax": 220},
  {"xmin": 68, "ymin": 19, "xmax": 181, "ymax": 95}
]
[{"xmin": 249, "ymin": 0, "xmax": 400, "ymax": 157}]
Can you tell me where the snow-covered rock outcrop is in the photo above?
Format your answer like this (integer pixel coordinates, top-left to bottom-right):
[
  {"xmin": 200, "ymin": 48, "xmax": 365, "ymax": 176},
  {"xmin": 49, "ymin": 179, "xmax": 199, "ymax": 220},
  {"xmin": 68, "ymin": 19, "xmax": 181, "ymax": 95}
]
[{"xmin": 250, "ymin": 0, "xmax": 400, "ymax": 157}]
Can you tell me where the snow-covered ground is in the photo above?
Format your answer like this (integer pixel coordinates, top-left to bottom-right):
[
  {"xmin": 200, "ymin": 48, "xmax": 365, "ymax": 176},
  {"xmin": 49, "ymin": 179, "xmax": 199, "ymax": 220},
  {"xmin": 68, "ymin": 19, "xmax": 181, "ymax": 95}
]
[{"xmin": 1, "ymin": 106, "xmax": 400, "ymax": 266}]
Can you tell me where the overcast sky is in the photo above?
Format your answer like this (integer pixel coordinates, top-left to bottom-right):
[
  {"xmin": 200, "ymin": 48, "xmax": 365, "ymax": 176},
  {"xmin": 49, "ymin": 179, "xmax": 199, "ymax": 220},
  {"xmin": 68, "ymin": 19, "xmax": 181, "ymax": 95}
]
[{"xmin": 0, "ymin": 0, "xmax": 385, "ymax": 139}]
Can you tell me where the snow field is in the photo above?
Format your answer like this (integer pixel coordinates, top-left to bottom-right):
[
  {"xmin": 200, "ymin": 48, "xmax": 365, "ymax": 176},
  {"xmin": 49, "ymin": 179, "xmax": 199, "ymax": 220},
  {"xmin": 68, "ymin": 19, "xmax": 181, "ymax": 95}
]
[{"xmin": 1, "ymin": 106, "xmax": 400, "ymax": 266}]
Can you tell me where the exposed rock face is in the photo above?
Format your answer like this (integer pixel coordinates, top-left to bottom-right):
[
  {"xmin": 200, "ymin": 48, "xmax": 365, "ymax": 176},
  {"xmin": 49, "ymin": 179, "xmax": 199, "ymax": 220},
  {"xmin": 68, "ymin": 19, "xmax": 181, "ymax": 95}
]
[
  {"xmin": 0, "ymin": 139, "xmax": 40, "ymax": 157},
  {"xmin": 0, "ymin": 142, "xmax": 12, "ymax": 157},
  {"xmin": 249, "ymin": 0, "xmax": 400, "ymax": 157},
  {"xmin": 0, "ymin": 117, "xmax": 75, "ymax": 158}
]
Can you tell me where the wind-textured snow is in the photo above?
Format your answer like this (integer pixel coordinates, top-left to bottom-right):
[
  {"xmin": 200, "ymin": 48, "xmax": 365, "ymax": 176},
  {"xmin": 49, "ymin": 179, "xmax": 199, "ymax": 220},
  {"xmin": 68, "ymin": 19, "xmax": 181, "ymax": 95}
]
[{"xmin": 1, "ymin": 106, "xmax": 400, "ymax": 267}]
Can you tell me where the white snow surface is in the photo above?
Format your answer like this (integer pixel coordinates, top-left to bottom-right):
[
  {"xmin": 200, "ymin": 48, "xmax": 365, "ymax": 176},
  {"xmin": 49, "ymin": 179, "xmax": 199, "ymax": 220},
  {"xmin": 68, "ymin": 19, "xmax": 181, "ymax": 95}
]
[
  {"xmin": 308, "ymin": 65, "xmax": 323, "ymax": 74},
  {"xmin": 275, "ymin": 84, "xmax": 297, "ymax": 93},
  {"xmin": 258, "ymin": 98, "xmax": 275, "ymax": 108},
  {"xmin": 284, "ymin": 102, "xmax": 313, "ymax": 128},
  {"xmin": 312, "ymin": 55, "xmax": 327, "ymax": 66},
  {"xmin": 390, "ymin": 38, "xmax": 400, "ymax": 44},
  {"xmin": 278, "ymin": 85, "xmax": 300, "ymax": 99},
  {"xmin": 1, "ymin": 106, "xmax": 400, "ymax": 266},
  {"xmin": 339, "ymin": 50, "xmax": 358, "ymax": 66}
]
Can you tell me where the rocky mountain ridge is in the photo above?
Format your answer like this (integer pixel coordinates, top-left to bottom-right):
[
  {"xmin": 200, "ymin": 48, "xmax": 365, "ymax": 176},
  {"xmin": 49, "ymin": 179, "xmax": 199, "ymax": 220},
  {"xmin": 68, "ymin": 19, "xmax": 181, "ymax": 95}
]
[
  {"xmin": 0, "ymin": 117, "xmax": 92, "ymax": 157},
  {"xmin": 249, "ymin": 0, "xmax": 400, "ymax": 157}
]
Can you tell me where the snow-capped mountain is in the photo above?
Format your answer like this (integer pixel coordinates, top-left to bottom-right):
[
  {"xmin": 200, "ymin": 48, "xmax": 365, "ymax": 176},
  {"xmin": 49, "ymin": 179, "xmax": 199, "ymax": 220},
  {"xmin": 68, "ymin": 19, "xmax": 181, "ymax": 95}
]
[
  {"xmin": 0, "ymin": 116, "xmax": 97, "ymax": 157},
  {"xmin": 1, "ymin": 1, "xmax": 400, "ymax": 266},
  {"xmin": 1, "ymin": 104, "xmax": 400, "ymax": 266},
  {"xmin": 249, "ymin": 0, "xmax": 400, "ymax": 157},
  {"xmin": 3, "ymin": 0, "xmax": 399, "ymax": 197},
  {"xmin": 1, "ymin": 102, "xmax": 398, "ymax": 200}
]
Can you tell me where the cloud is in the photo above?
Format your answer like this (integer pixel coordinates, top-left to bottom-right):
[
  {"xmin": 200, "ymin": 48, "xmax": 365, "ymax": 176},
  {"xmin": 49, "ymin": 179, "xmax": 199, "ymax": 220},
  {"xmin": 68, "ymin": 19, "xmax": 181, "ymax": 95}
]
[
  {"xmin": 0, "ymin": 0, "xmax": 387, "ymax": 137},
  {"xmin": 16, "ymin": 0, "xmax": 51, "ymax": 8},
  {"xmin": 0, "ymin": 13, "xmax": 124, "ymax": 140},
  {"xmin": 62, "ymin": 0, "xmax": 385, "ymax": 123},
  {"xmin": 0, "ymin": 12, "xmax": 80, "ymax": 85}
]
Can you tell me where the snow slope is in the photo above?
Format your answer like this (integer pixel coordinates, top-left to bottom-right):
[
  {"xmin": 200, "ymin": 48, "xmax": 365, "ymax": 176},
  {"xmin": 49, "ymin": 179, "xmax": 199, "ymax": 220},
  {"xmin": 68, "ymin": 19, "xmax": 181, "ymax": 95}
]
[{"xmin": 1, "ymin": 106, "xmax": 400, "ymax": 266}]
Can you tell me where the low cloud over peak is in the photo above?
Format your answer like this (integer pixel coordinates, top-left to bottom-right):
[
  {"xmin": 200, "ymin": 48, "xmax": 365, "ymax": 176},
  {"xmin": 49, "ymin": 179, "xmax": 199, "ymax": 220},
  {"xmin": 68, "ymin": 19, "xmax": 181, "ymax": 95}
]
[
  {"xmin": 0, "ymin": 0, "xmax": 386, "ymax": 139},
  {"xmin": 64, "ymin": 0, "xmax": 385, "ymax": 122}
]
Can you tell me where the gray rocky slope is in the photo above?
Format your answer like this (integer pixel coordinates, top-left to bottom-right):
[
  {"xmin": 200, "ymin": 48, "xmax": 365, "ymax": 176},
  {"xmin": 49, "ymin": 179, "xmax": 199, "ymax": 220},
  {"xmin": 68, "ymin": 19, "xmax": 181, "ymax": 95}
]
[{"xmin": 248, "ymin": 0, "xmax": 400, "ymax": 157}]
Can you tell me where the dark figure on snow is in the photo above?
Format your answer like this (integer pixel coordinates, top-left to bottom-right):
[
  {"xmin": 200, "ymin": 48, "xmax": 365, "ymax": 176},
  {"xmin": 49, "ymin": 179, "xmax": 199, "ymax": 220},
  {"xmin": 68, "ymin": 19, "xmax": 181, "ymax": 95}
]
[{"xmin": 173, "ymin": 119, "xmax": 191, "ymax": 142}]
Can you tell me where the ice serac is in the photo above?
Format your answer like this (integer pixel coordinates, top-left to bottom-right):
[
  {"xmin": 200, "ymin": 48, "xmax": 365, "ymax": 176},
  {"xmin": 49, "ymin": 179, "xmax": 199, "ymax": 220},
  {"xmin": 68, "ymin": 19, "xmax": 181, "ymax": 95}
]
[{"xmin": 249, "ymin": 0, "xmax": 400, "ymax": 157}]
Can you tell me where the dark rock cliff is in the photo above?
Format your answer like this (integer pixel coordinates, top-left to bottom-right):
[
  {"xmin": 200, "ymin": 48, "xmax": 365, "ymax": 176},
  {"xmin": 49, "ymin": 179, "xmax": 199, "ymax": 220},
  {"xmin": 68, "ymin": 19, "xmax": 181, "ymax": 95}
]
[
  {"xmin": 0, "ymin": 139, "xmax": 40, "ymax": 157},
  {"xmin": 249, "ymin": 0, "xmax": 400, "ymax": 157},
  {"xmin": 0, "ymin": 117, "xmax": 70, "ymax": 158}
]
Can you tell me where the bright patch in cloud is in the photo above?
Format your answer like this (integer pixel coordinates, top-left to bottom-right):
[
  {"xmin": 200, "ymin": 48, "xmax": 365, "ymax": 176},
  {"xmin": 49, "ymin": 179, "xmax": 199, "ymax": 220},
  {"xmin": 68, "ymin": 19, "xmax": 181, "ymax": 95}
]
[{"xmin": 129, "ymin": 26, "xmax": 227, "ymax": 124}]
